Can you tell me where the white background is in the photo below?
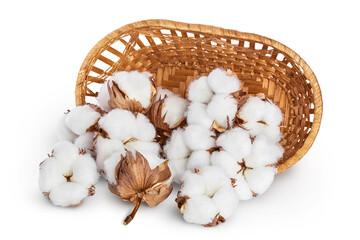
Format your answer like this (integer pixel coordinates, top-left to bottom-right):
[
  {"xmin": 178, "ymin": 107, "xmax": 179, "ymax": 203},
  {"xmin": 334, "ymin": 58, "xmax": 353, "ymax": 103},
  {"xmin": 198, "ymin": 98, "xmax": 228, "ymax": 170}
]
[{"xmin": 1, "ymin": 0, "xmax": 359, "ymax": 239}]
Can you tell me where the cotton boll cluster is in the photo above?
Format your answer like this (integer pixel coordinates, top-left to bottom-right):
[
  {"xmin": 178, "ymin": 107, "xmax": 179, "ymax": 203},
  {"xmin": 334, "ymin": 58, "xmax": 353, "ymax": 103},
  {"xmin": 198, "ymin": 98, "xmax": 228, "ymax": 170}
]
[
  {"xmin": 176, "ymin": 166, "xmax": 238, "ymax": 226},
  {"xmin": 95, "ymin": 108, "xmax": 167, "ymax": 183},
  {"xmin": 57, "ymin": 104, "xmax": 104, "ymax": 152},
  {"xmin": 97, "ymin": 70, "xmax": 156, "ymax": 112},
  {"xmin": 38, "ymin": 141, "xmax": 99, "ymax": 207}
]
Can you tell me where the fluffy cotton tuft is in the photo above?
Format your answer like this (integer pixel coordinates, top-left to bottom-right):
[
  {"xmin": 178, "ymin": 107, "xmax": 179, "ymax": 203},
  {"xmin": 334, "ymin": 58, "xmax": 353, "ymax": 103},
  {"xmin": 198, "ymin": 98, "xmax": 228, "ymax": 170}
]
[
  {"xmin": 183, "ymin": 124, "xmax": 215, "ymax": 151},
  {"xmin": 97, "ymin": 80, "xmax": 112, "ymax": 112},
  {"xmin": 183, "ymin": 195, "xmax": 218, "ymax": 225},
  {"xmin": 168, "ymin": 158, "xmax": 187, "ymax": 183},
  {"xmin": 57, "ymin": 114, "xmax": 78, "ymax": 142},
  {"xmin": 74, "ymin": 132, "xmax": 95, "ymax": 151},
  {"xmin": 48, "ymin": 182, "xmax": 90, "ymax": 207},
  {"xmin": 103, "ymin": 152, "xmax": 122, "ymax": 185},
  {"xmin": 98, "ymin": 109, "xmax": 135, "ymax": 141},
  {"xmin": 207, "ymin": 68, "xmax": 241, "ymax": 94},
  {"xmin": 186, "ymin": 102, "xmax": 214, "ymax": 129},
  {"xmin": 207, "ymin": 94, "xmax": 238, "ymax": 128},
  {"xmin": 178, "ymin": 171, "xmax": 206, "ymax": 197},
  {"xmin": 95, "ymin": 136, "xmax": 125, "ymax": 170},
  {"xmin": 161, "ymin": 94, "xmax": 188, "ymax": 128},
  {"xmin": 164, "ymin": 129, "xmax": 190, "ymax": 160},
  {"xmin": 210, "ymin": 151, "xmax": 238, "ymax": 177},
  {"xmin": 112, "ymin": 71, "xmax": 153, "ymax": 108},
  {"xmin": 245, "ymin": 167, "xmax": 277, "ymax": 195},
  {"xmin": 198, "ymin": 166, "xmax": 230, "ymax": 196},
  {"xmin": 65, "ymin": 105, "xmax": 101, "ymax": 136},
  {"xmin": 186, "ymin": 150, "xmax": 211, "ymax": 172},
  {"xmin": 187, "ymin": 76, "xmax": 214, "ymax": 103},
  {"xmin": 216, "ymin": 127, "xmax": 252, "ymax": 161},
  {"xmin": 132, "ymin": 113, "xmax": 156, "ymax": 142},
  {"xmin": 155, "ymin": 87, "xmax": 174, "ymax": 101},
  {"xmin": 233, "ymin": 174, "xmax": 253, "ymax": 200}
]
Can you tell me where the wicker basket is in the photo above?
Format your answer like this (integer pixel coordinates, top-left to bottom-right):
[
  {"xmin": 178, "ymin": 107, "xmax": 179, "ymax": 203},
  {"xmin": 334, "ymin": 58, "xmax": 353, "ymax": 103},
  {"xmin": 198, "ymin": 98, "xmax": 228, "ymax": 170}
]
[{"xmin": 75, "ymin": 19, "xmax": 322, "ymax": 173}]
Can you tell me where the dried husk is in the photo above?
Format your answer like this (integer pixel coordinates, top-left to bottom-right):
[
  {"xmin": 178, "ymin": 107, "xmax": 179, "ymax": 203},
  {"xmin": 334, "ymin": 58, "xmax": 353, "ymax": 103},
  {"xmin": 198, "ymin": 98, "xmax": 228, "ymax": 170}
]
[{"xmin": 108, "ymin": 151, "xmax": 173, "ymax": 225}]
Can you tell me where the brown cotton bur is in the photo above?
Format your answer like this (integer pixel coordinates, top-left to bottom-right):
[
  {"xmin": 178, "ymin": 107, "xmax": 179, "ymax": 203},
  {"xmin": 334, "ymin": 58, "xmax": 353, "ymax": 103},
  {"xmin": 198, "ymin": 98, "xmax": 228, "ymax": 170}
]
[
  {"xmin": 108, "ymin": 151, "xmax": 173, "ymax": 225},
  {"xmin": 108, "ymin": 79, "xmax": 156, "ymax": 114}
]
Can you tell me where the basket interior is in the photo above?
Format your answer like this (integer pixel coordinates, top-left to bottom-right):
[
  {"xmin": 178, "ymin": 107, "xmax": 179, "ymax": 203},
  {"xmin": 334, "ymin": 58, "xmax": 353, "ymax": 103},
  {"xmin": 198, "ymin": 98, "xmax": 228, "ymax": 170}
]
[{"xmin": 76, "ymin": 21, "xmax": 319, "ymax": 173}]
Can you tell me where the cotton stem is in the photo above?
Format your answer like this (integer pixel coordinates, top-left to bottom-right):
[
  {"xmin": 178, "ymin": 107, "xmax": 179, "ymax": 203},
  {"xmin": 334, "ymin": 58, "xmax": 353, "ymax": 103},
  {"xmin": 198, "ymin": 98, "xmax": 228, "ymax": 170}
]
[{"xmin": 123, "ymin": 197, "xmax": 142, "ymax": 225}]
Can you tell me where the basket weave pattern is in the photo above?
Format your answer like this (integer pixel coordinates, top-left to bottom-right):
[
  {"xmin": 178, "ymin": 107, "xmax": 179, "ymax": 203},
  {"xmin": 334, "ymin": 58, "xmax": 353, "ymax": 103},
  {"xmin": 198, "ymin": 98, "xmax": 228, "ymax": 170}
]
[{"xmin": 76, "ymin": 20, "xmax": 322, "ymax": 173}]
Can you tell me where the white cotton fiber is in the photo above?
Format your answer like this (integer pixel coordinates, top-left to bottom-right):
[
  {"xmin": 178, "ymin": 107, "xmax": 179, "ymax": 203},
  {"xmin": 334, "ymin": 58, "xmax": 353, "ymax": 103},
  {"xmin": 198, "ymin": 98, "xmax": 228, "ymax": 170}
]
[
  {"xmin": 186, "ymin": 102, "xmax": 214, "ymax": 129},
  {"xmin": 48, "ymin": 182, "xmax": 90, "ymax": 207},
  {"xmin": 187, "ymin": 76, "xmax": 214, "ymax": 103},
  {"xmin": 239, "ymin": 96, "xmax": 266, "ymax": 122},
  {"xmin": 52, "ymin": 141, "xmax": 79, "ymax": 174},
  {"xmin": 263, "ymin": 99, "xmax": 283, "ymax": 126},
  {"xmin": 183, "ymin": 124, "xmax": 215, "ymax": 151},
  {"xmin": 186, "ymin": 150, "xmax": 211, "ymax": 172},
  {"xmin": 138, "ymin": 151, "xmax": 165, "ymax": 169},
  {"xmin": 210, "ymin": 151, "xmax": 238, "ymax": 177},
  {"xmin": 71, "ymin": 153, "xmax": 98, "ymax": 187},
  {"xmin": 98, "ymin": 109, "xmax": 135, "ymax": 141},
  {"xmin": 74, "ymin": 132, "xmax": 94, "ymax": 151},
  {"xmin": 65, "ymin": 105, "xmax": 101, "ymax": 135},
  {"xmin": 233, "ymin": 174, "xmax": 253, "ymax": 200},
  {"xmin": 178, "ymin": 171, "xmax": 206, "ymax": 197},
  {"xmin": 245, "ymin": 167, "xmax": 277, "ymax": 195},
  {"xmin": 245, "ymin": 135, "xmax": 284, "ymax": 168},
  {"xmin": 183, "ymin": 195, "xmax": 218, "ymax": 225},
  {"xmin": 125, "ymin": 140, "xmax": 160, "ymax": 155},
  {"xmin": 164, "ymin": 129, "xmax": 190, "ymax": 160},
  {"xmin": 95, "ymin": 136, "xmax": 125, "ymax": 170},
  {"xmin": 243, "ymin": 122, "xmax": 282, "ymax": 142},
  {"xmin": 162, "ymin": 95, "xmax": 188, "ymax": 128},
  {"xmin": 207, "ymin": 94, "xmax": 238, "ymax": 128},
  {"xmin": 155, "ymin": 87, "xmax": 174, "ymax": 101},
  {"xmin": 38, "ymin": 158, "xmax": 66, "ymax": 193},
  {"xmin": 97, "ymin": 80, "xmax": 112, "ymax": 112},
  {"xmin": 199, "ymin": 166, "xmax": 230, "ymax": 196},
  {"xmin": 132, "ymin": 113, "xmax": 156, "ymax": 142},
  {"xmin": 57, "ymin": 114, "xmax": 78, "ymax": 142},
  {"xmin": 207, "ymin": 68, "xmax": 241, "ymax": 94},
  {"xmin": 168, "ymin": 158, "xmax": 187, "ymax": 184},
  {"xmin": 216, "ymin": 127, "xmax": 252, "ymax": 161},
  {"xmin": 112, "ymin": 71, "xmax": 153, "ymax": 108},
  {"xmin": 212, "ymin": 185, "xmax": 238, "ymax": 219},
  {"xmin": 103, "ymin": 152, "xmax": 122, "ymax": 185}
]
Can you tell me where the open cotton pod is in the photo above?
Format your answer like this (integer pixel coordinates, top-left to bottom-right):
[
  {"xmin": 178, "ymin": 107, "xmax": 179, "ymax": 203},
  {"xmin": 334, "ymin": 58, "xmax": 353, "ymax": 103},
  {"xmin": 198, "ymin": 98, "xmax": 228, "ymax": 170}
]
[
  {"xmin": 175, "ymin": 166, "xmax": 238, "ymax": 227},
  {"xmin": 97, "ymin": 70, "xmax": 156, "ymax": 114},
  {"xmin": 147, "ymin": 87, "xmax": 188, "ymax": 145},
  {"xmin": 108, "ymin": 151, "xmax": 173, "ymax": 225},
  {"xmin": 38, "ymin": 141, "xmax": 99, "ymax": 207}
]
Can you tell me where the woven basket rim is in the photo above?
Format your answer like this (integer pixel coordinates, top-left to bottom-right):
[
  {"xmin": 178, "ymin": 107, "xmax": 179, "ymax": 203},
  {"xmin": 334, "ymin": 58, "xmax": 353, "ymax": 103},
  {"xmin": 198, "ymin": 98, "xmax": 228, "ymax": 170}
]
[{"xmin": 76, "ymin": 19, "xmax": 323, "ymax": 173}]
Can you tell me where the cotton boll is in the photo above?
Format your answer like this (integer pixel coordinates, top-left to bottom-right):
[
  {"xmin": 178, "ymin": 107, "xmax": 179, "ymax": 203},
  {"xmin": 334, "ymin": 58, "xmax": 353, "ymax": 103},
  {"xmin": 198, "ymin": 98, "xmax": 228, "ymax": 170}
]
[
  {"xmin": 233, "ymin": 174, "xmax": 253, "ymax": 200},
  {"xmin": 243, "ymin": 122, "xmax": 282, "ymax": 142},
  {"xmin": 98, "ymin": 109, "xmax": 135, "ymax": 140},
  {"xmin": 155, "ymin": 87, "xmax": 174, "ymax": 101},
  {"xmin": 133, "ymin": 113, "xmax": 156, "ymax": 141},
  {"xmin": 212, "ymin": 185, "xmax": 238, "ymax": 218},
  {"xmin": 124, "ymin": 140, "xmax": 160, "ymax": 155},
  {"xmin": 186, "ymin": 150, "xmax": 211, "ymax": 171},
  {"xmin": 199, "ymin": 166, "xmax": 230, "ymax": 196},
  {"xmin": 187, "ymin": 76, "xmax": 214, "ymax": 103},
  {"xmin": 207, "ymin": 68, "xmax": 241, "ymax": 94},
  {"xmin": 57, "ymin": 114, "xmax": 78, "ymax": 142},
  {"xmin": 39, "ymin": 158, "xmax": 66, "ymax": 193},
  {"xmin": 71, "ymin": 153, "xmax": 98, "ymax": 187},
  {"xmin": 112, "ymin": 71, "xmax": 153, "ymax": 108},
  {"xmin": 207, "ymin": 94, "xmax": 237, "ymax": 128},
  {"xmin": 139, "ymin": 151, "xmax": 165, "ymax": 169},
  {"xmin": 186, "ymin": 102, "xmax": 214, "ymax": 129},
  {"xmin": 245, "ymin": 167, "xmax": 277, "ymax": 195},
  {"xmin": 178, "ymin": 171, "xmax": 206, "ymax": 197},
  {"xmin": 162, "ymin": 95, "xmax": 188, "ymax": 128},
  {"xmin": 65, "ymin": 105, "xmax": 101, "ymax": 135},
  {"xmin": 183, "ymin": 195, "xmax": 218, "ymax": 225},
  {"xmin": 48, "ymin": 182, "xmax": 90, "ymax": 207},
  {"xmin": 164, "ymin": 129, "xmax": 190, "ymax": 160},
  {"xmin": 216, "ymin": 127, "xmax": 252, "ymax": 161},
  {"xmin": 74, "ymin": 132, "xmax": 95, "ymax": 151},
  {"xmin": 103, "ymin": 152, "xmax": 122, "ymax": 185},
  {"xmin": 210, "ymin": 151, "xmax": 238, "ymax": 177},
  {"xmin": 95, "ymin": 136, "xmax": 125, "ymax": 170},
  {"xmin": 183, "ymin": 124, "xmax": 215, "ymax": 151},
  {"xmin": 245, "ymin": 135, "xmax": 284, "ymax": 168},
  {"xmin": 97, "ymin": 80, "xmax": 112, "ymax": 112},
  {"xmin": 168, "ymin": 158, "xmax": 187, "ymax": 183}
]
